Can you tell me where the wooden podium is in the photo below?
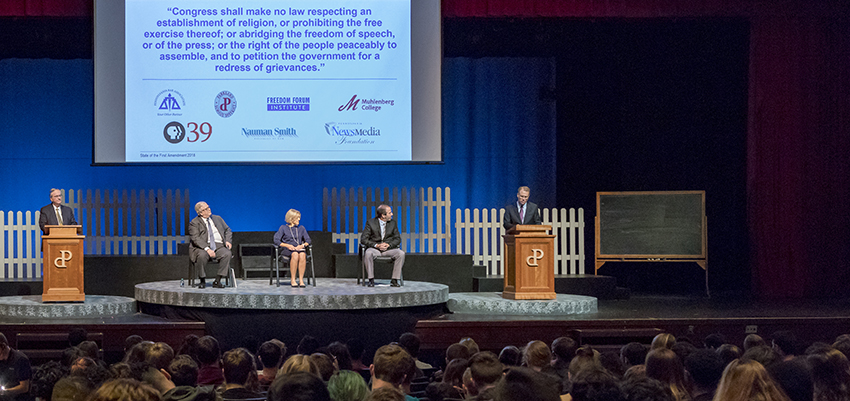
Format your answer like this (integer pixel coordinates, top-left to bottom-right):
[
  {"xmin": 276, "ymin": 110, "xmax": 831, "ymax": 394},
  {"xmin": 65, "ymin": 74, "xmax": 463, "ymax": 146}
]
[
  {"xmin": 42, "ymin": 225, "xmax": 85, "ymax": 302},
  {"xmin": 502, "ymin": 224, "xmax": 556, "ymax": 300}
]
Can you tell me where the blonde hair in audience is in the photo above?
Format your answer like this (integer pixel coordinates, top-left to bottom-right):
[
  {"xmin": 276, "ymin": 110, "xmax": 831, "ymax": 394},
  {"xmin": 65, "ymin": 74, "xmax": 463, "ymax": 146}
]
[
  {"xmin": 712, "ymin": 359, "xmax": 790, "ymax": 401},
  {"xmin": 279, "ymin": 354, "xmax": 319, "ymax": 376}
]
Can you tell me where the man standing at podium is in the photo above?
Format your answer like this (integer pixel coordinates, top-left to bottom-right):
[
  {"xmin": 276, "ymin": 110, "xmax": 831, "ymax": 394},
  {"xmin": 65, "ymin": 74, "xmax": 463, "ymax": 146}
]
[
  {"xmin": 38, "ymin": 188, "xmax": 77, "ymax": 235},
  {"xmin": 503, "ymin": 186, "xmax": 542, "ymax": 231},
  {"xmin": 189, "ymin": 201, "xmax": 232, "ymax": 289}
]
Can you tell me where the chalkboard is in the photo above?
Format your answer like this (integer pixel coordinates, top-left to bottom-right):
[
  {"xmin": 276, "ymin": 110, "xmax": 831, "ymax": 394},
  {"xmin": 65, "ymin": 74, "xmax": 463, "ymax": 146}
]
[{"xmin": 596, "ymin": 191, "xmax": 706, "ymax": 258}]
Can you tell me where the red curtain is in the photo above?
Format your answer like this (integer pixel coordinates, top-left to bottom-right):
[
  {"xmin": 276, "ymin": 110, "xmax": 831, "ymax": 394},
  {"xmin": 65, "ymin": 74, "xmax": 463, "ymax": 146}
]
[{"xmin": 4, "ymin": 0, "xmax": 849, "ymax": 299}]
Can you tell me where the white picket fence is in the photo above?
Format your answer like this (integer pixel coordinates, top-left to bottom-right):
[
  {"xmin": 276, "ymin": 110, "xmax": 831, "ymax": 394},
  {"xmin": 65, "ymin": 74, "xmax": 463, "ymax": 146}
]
[
  {"xmin": 454, "ymin": 207, "xmax": 586, "ymax": 275},
  {"xmin": 0, "ymin": 210, "xmax": 189, "ymax": 279},
  {"xmin": 322, "ymin": 186, "xmax": 585, "ymax": 276}
]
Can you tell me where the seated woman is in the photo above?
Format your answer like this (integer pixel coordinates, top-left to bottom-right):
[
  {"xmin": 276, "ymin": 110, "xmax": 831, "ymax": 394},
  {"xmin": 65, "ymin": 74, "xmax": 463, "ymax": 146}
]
[{"xmin": 273, "ymin": 209, "xmax": 312, "ymax": 287}]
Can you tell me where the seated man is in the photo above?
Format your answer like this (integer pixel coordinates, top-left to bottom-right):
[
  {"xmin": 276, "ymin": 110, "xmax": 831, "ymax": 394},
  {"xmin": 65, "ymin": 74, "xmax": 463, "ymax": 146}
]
[
  {"xmin": 360, "ymin": 204, "xmax": 405, "ymax": 287},
  {"xmin": 188, "ymin": 201, "xmax": 232, "ymax": 289}
]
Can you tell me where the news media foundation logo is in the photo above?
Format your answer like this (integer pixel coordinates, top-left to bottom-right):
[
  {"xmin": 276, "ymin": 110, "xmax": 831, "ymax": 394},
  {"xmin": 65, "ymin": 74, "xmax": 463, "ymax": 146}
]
[
  {"xmin": 163, "ymin": 121, "xmax": 186, "ymax": 144},
  {"xmin": 215, "ymin": 91, "xmax": 237, "ymax": 118},
  {"xmin": 324, "ymin": 122, "xmax": 380, "ymax": 145}
]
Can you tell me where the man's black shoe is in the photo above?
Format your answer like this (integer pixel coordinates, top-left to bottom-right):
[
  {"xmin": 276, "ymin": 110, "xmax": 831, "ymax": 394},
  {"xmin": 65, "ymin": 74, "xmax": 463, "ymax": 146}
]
[
  {"xmin": 198, "ymin": 278, "xmax": 206, "ymax": 289},
  {"xmin": 390, "ymin": 279, "xmax": 400, "ymax": 287},
  {"xmin": 367, "ymin": 279, "xmax": 375, "ymax": 287},
  {"xmin": 212, "ymin": 282, "xmax": 225, "ymax": 289}
]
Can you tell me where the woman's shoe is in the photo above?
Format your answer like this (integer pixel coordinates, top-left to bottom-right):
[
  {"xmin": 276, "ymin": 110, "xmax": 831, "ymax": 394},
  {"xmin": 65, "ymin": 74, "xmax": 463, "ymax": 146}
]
[{"xmin": 299, "ymin": 282, "xmax": 306, "ymax": 288}]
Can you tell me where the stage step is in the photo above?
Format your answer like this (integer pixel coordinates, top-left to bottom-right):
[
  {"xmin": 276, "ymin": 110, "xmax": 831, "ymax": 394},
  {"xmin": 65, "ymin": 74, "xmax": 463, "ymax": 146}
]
[{"xmin": 472, "ymin": 274, "xmax": 630, "ymax": 300}]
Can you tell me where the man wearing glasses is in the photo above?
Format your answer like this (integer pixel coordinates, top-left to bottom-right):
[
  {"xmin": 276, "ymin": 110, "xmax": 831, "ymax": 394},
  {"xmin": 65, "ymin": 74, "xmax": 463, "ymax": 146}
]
[
  {"xmin": 0, "ymin": 333, "xmax": 31, "ymax": 401},
  {"xmin": 188, "ymin": 201, "xmax": 233, "ymax": 289}
]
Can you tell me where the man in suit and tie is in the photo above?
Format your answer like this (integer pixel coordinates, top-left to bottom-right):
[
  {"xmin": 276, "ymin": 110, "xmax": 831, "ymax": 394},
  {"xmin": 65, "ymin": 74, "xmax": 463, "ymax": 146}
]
[
  {"xmin": 39, "ymin": 188, "xmax": 77, "ymax": 235},
  {"xmin": 360, "ymin": 204, "xmax": 405, "ymax": 287},
  {"xmin": 503, "ymin": 186, "xmax": 542, "ymax": 231},
  {"xmin": 188, "ymin": 201, "xmax": 232, "ymax": 289}
]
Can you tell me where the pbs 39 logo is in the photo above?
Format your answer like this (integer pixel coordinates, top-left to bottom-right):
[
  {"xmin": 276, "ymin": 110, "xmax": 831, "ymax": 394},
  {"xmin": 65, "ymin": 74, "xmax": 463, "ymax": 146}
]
[{"xmin": 163, "ymin": 121, "xmax": 212, "ymax": 144}]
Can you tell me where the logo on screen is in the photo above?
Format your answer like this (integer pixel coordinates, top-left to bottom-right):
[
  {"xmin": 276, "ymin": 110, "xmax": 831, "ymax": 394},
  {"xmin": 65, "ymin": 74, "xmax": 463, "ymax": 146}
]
[
  {"xmin": 267, "ymin": 96, "xmax": 310, "ymax": 111},
  {"xmin": 154, "ymin": 89, "xmax": 185, "ymax": 117},
  {"xmin": 324, "ymin": 122, "xmax": 380, "ymax": 145},
  {"xmin": 338, "ymin": 95, "xmax": 394, "ymax": 112},
  {"xmin": 163, "ymin": 121, "xmax": 186, "ymax": 144},
  {"xmin": 214, "ymin": 91, "xmax": 237, "ymax": 118}
]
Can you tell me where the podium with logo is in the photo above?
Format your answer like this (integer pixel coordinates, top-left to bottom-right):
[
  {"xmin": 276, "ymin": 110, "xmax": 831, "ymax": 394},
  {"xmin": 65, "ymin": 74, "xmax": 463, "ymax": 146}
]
[
  {"xmin": 502, "ymin": 225, "xmax": 557, "ymax": 300},
  {"xmin": 42, "ymin": 225, "xmax": 85, "ymax": 302}
]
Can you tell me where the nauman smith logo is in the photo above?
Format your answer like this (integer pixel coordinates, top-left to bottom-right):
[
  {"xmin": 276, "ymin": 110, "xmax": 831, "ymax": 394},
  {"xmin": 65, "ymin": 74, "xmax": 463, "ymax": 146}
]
[{"xmin": 338, "ymin": 95, "xmax": 394, "ymax": 112}]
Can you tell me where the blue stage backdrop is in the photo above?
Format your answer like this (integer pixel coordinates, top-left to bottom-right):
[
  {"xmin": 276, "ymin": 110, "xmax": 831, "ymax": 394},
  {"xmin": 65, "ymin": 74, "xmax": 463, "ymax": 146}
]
[{"xmin": 0, "ymin": 57, "xmax": 556, "ymax": 233}]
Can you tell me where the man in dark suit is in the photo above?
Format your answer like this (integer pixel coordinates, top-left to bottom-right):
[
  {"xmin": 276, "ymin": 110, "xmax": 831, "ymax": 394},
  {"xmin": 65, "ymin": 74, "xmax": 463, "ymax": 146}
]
[
  {"xmin": 38, "ymin": 188, "xmax": 77, "ymax": 235},
  {"xmin": 188, "ymin": 201, "xmax": 232, "ymax": 288},
  {"xmin": 360, "ymin": 204, "xmax": 405, "ymax": 287},
  {"xmin": 503, "ymin": 186, "xmax": 542, "ymax": 231}
]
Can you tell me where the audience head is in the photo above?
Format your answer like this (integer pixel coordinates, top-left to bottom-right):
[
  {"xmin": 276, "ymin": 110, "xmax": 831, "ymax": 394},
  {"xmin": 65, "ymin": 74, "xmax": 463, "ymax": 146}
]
[
  {"xmin": 86, "ymin": 378, "xmax": 160, "ymax": 401},
  {"xmin": 168, "ymin": 354, "xmax": 199, "ymax": 387},
  {"xmin": 68, "ymin": 327, "xmax": 88, "ymax": 347},
  {"xmin": 684, "ymin": 349, "xmax": 725, "ymax": 391},
  {"xmin": 621, "ymin": 342, "xmax": 649, "ymax": 368},
  {"xmin": 31, "ymin": 360, "xmax": 65, "ymax": 401},
  {"xmin": 442, "ymin": 358, "xmax": 469, "ymax": 387},
  {"xmin": 123, "ymin": 341, "xmax": 153, "ymax": 365},
  {"xmin": 311, "ymin": 352, "xmax": 337, "ymax": 381},
  {"xmin": 426, "ymin": 381, "xmax": 465, "ymax": 401},
  {"xmin": 832, "ymin": 334, "xmax": 850, "ymax": 359},
  {"xmin": 347, "ymin": 338, "xmax": 366, "ymax": 363},
  {"xmin": 599, "ymin": 351, "xmax": 627, "ymax": 379},
  {"xmin": 717, "ymin": 343, "xmax": 743, "ymax": 367},
  {"xmin": 651, "ymin": 333, "xmax": 676, "ymax": 350},
  {"xmin": 499, "ymin": 345, "xmax": 522, "ymax": 366},
  {"xmin": 745, "ymin": 334, "xmax": 767, "ymax": 351},
  {"xmin": 495, "ymin": 366, "xmax": 561, "ymax": 401},
  {"xmin": 671, "ymin": 341, "xmax": 696, "ymax": 365},
  {"xmin": 62, "ymin": 347, "xmax": 86, "ymax": 368},
  {"xmin": 767, "ymin": 358, "xmax": 813, "ymax": 401},
  {"xmin": 108, "ymin": 362, "xmax": 133, "ymax": 380},
  {"xmin": 123, "ymin": 335, "xmax": 143, "ymax": 353},
  {"xmin": 446, "ymin": 343, "xmax": 472, "ymax": 365},
  {"xmin": 297, "ymin": 335, "xmax": 320, "ymax": 355},
  {"xmin": 644, "ymin": 348, "xmax": 688, "ymax": 401},
  {"xmin": 327, "ymin": 341, "xmax": 353, "ymax": 371},
  {"xmin": 569, "ymin": 346, "xmax": 603, "ymax": 377},
  {"xmin": 742, "ymin": 345, "xmax": 781, "ymax": 369},
  {"xmin": 269, "ymin": 371, "xmax": 332, "ymax": 401},
  {"xmin": 703, "ymin": 333, "xmax": 727, "ymax": 350},
  {"xmin": 807, "ymin": 348, "xmax": 850, "ymax": 401},
  {"xmin": 327, "ymin": 370, "xmax": 369, "ymax": 401},
  {"xmin": 805, "ymin": 342, "xmax": 834, "ymax": 356},
  {"xmin": 77, "ymin": 340, "xmax": 100, "ymax": 360},
  {"xmin": 258, "ymin": 340, "xmax": 285, "ymax": 370},
  {"xmin": 469, "ymin": 351, "xmax": 504, "ymax": 388},
  {"xmin": 398, "ymin": 333, "xmax": 422, "ymax": 359},
  {"xmin": 623, "ymin": 364, "xmax": 648, "ymax": 383},
  {"xmin": 460, "ymin": 337, "xmax": 480, "ymax": 354},
  {"xmin": 176, "ymin": 334, "xmax": 198, "ymax": 356},
  {"xmin": 714, "ymin": 359, "xmax": 790, "ymax": 401},
  {"xmin": 366, "ymin": 386, "xmax": 405, "ymax": 401},
  {"xmin": 195, "ymin": 335, "xmax": 221, "ymax": 366},
  {"xmin": 522, "ymin": 340, "xmax": 552, "ymax": 371},
  {"xmin": 372, "ymin": 344, "xmax": 415, "ymax": 387},
  {"xmin": 621, "ymin": 377, "xmax": 674, "ymax": 401},
  {"xmin": 145, "ymin": 342, "xmax": 174, "ymax": 370},
  {"xmin": 771, "ymin": 330, "xmax": 799, "ymax": 358},
  {"xmin": 570, "ymin": 368, "xmax": 625, "ymax": 401},
  {"xmin": 222, "ymin": 347, "xmax": 257, "ymax": 387},
  {"xmin": 552, "ymin": 336, "xmax": 578, "ymax": 363},
  {"xmin": 51, "ymin": 375, "xmax": 95, "ymax": 401},
  {"xmin": 280, "ymin": 354, "xmax": 320, "ymax": 376}
]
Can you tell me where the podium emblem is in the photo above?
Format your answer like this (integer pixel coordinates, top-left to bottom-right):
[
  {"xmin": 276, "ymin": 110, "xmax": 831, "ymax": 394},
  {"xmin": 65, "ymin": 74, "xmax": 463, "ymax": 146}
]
[
  {"xmin": 54, "ymin": 250, "xmax": 72, "ymax": 268},
  {"xmin": 526, "ymin": 249, "xmax": 545, "ymax": 267}
]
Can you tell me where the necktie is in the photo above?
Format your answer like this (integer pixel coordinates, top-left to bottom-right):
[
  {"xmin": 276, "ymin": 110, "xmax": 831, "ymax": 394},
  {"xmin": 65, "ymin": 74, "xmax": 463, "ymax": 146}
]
[
  {"xmin": 55, "ymin": 208, "xmax": 63, "ymax": 225},
  {"xmin": 380, "ymin": 222, "xmax": 386, "ymax": 239},
  {"xmin": 520, "ymin": 205, "xmax": 525, "ymax": 223},
  {"xmin": 207, "ymin": 218, "xmax": 216, "ymax": 251}
]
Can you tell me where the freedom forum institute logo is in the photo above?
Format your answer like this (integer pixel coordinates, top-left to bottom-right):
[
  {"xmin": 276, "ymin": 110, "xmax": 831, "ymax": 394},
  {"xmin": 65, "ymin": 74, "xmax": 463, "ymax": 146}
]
[{"xmin": 214, "ymin": 91, "xmax": 237, "ymax": 118}]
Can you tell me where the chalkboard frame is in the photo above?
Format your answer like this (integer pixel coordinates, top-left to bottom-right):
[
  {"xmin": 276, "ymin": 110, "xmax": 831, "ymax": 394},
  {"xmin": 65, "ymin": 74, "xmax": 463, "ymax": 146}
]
[{"xmin": 595, "ymin": 190, "xmax": 707, "ymax": 263}]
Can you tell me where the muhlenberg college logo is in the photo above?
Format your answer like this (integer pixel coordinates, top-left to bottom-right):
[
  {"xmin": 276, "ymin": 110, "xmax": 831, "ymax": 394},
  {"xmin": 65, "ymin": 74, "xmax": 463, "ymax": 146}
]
[{"xmin": 215, "ymin": 91, "xmax": 237, "ymax": 118}]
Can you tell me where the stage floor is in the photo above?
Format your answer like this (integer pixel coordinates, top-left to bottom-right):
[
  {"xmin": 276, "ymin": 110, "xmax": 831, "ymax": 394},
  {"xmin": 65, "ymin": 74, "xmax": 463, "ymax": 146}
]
[{"xmin": 135, "ymin": 278, "xmax": 449, "ymax": 310}]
